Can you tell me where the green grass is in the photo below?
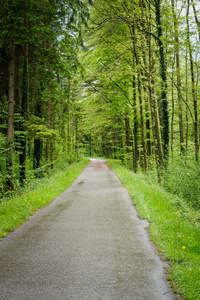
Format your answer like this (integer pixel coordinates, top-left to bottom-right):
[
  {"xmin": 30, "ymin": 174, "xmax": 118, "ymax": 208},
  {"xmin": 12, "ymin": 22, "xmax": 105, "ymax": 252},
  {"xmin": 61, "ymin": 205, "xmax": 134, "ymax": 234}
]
[
  {"xmin": 0, "ymin": 159, "xmax": 89, "ymax": 240},
  {"xmin": 108, "ymin": 160, "xmax": 200, "ymax": 300}
]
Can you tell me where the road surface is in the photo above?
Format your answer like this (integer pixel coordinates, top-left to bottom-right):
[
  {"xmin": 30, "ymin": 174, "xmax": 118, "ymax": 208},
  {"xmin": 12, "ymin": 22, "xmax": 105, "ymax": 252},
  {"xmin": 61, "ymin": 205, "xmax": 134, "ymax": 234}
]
[{"xmin": 0, "ymin": 159, "xmax": 176, "ymax": 300}]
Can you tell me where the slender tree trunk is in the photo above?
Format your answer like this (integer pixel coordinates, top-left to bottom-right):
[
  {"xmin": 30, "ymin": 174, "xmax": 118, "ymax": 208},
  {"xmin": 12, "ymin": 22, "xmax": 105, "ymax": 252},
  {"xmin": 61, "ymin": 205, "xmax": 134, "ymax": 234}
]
[
  {"xmin": 171, "ymin": 0, "xmax": 184, "ymax": 153},
  {"xmin": 147, "ymin": 22, "xmax": 163, "ymax": 181},
  {"xmin": 125, "ymin": 106, "xmax": 131, "ymax": 155},
  {"xmin": 46, "ymin": 89, "xmax": 54, "ymax": 169},
  {"xmin": 6, "ymin": 37, "xmax": 15, "ymax": 190},
  {"xmin": 145, "ymin": 91, "xmax": 151, "ymax": 157},
  {"xmin": 33, "ymin": 139, "xmax": 43, "ymax": 170},
  {"xmin": 132, "ymin": 26, "xmax": 147, "ymax": 171},
  {"xmin": 191, "ymin": 2, "xmax": 200, "ymax": 41},
  {"xmin": 171, "ymin": 60, "xmax": 175, "ymax": 157},
  {"xmin": 19, "ymin": 0, "xmax": 29, "ymax": 183},
  {"xmin": 50, "ymin": 141, "xmax": 54, "ymax": 169},
  {"xmin": 67, "ymin": 123, "xmax": 70, "ymax": 154},
  {"xmin": 45, "ymin": 40, "xmax": 54, "ymax": 170},
  {"xmin": 155, "ymin": 0, "xmax": 169, "ymax": 163},
  {"xmin": 46, "ymin": 97, "xmax": 52, "ymax": 162},
  {"xmin": 131, "ymin": 25, "xmax": 139, "ymax": 172},
  {"xmin": 33, "ymin": 94, "xmax": 43, "ymax": 176},
  {"xmin": 137, "ymin": 64, "xmax": 147, "ymax": 171},
  {"xmin": 141, "ymin": 69, "xmax": 151, "ymax": 159},
  {"xmin": 186, "ymin": 0, "xmax": 199, "ymax": 162},
  {"xmin": 75, "ymin": 117, "xmax": 78, "ymax": 158},
  {"xmin": 185, "ymin": 46, "xmax": 189, "ymax": 152},
  {"xmin": 141, "ymin": 50, "xmax": 151, "ymax": 161},
  {"xmin": 132, "ymin": 72, "xmax": 138, "ymax": 172}
]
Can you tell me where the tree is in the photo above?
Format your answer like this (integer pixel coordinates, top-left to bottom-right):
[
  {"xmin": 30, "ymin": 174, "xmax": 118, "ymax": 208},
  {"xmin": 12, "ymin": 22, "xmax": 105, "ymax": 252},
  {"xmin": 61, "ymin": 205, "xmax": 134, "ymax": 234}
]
[
  {"xmin": 186, "ymin": 0, "xmax": 199, "ymax": 162},
  {"xmin": 154, "ymin": 0, "xmax": 169, "ymax": 163},
  {"xmin": 6, "ymin": 0, "xmax": 16, "ymax": 190},
  {"xmin": 171, "ymin": 0, "xmax": 184, "ymax": 154}
]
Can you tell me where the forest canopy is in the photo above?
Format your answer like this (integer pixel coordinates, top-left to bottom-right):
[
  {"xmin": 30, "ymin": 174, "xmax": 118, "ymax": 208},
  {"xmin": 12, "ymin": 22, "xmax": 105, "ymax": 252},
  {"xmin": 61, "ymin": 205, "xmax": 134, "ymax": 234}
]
[{"xmin": 0, "ymin": 0, "xmax": 200, "ymax": 209}]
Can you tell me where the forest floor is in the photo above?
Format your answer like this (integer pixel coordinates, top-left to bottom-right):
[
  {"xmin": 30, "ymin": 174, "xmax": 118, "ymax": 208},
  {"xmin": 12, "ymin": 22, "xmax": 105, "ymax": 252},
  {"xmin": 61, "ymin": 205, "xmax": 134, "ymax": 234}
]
[{"xmin": 0, "ymin": 159, "xmax": 175, "ymax": 299}]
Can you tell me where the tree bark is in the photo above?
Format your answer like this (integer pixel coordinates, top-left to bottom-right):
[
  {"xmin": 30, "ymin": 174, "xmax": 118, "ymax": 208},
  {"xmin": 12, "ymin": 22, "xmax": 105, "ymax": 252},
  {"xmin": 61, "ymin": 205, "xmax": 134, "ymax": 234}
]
[
  {"xmin": 147, "ymin": 19, "xmax": 163, "ymax": 181},
  {"xmin": 171, "ymin": 0, "xmax": 184, "ymax": 153},
  {"xmin": 6, "ymin": 37, "xmax": 15, "ymax": 190},
  {"xmin": 155, "ymin": 0, "xmax": 169, "ymax": 163},
  {"xmin": 19, "ymin": 0, "xmax": 29, "ymax": 183},
  {"xmin": 185, "ymin": 47, "xmax": 189, "ymax": 153},
  {"xmin": 191, "ymin": 2, "xmax": 200, "ymax": 41},
  {"xmin": 186, "ymin": 0, "xmax": 199, "ymax": 162},
  {"xmin": 131, "ymin": 25, "xmax": 139, "ymax": 172},
  {"xmin": 137, "ymin": 63, "xmax": 147, "ymax": 171},
  {"xmin": 171, "ymin": 60, "xmax": 175, "ymax": 157},
  {"xmin": 33, "ymin": 94, "xmax": 43, "ymax": 176},
  {"xmin": 125, "ymin": 106, "xmax": 131, "ymax": 155}
]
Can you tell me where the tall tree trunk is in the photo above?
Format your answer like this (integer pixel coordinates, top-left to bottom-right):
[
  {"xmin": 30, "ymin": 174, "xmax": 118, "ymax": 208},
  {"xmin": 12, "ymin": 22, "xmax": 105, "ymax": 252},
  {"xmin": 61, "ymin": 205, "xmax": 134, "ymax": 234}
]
[
  {"xmin": 141, "ymin": 40, "xmax": 151, "ymax": 160},
  {"xmin": 141, "ymin": 69, "xmax": 151, "ymax": 159},
  {"xmin": 185, "ymin": 46, "xmax": 189, "ymax": 152},
  {"xmin": 131, "ymin": 25, "xmax": 139, "ymax": 172},
  {"xmin": 33, "ymin": 94, "xmax": 43, "ymax": 176},
  {"xmin": 133, "ymin": 24, "xmax": 147, "ymax": 171},
  {"xmin": 171, "ymin": 60, "xmax": 175, "ymax": 157},
  {"xmin": 19, "ymin": 0, "xmax": 29, "ymax": 183},
  {"xmin": 33, "ymin": 138, "xmax": 43, "ymax": 171},
  {"xmin": 137, "ymin": 64, "xmax": 147, "ymax": 171},
  {"xmin": 155, "ymin": 0, "xmax": 169, "ymax": 163},
  {"xmin": 6, "ymin": 37, "xmax": 15, "ymax": 190},
  {"xmin": 186, "ymin": 0, "xmax": 199, "ymax": 162},
  {"xmin": 132, "ymin": 72, "xmax": 138, "ymax": 172},
  {"xmin": 46, "ymin": 97, "xmax": 51, "ymax": 162},
  {"xmin": 45, "ymin": 40, "xmax": 54, "ymax": 170},
  {"xmin": 145, "ymin": 90, "xmax": 151, "ymax": 158},
  {"xmin": 75, "ymin": 116, "xmax": 78, "ymax": 158},
  {"xmin": 191, "ymin": 2, "xmax": 200, "ymax": 41},
  {"xmin": 171, "ymin": 0, "xmax": 184, "ymax": 153},
  {"xmin": 46, "ymin": 96, "xmax": 54, "ymax": 169},
  {"xmin": 147, "ymin": 20, "xmax": 163, "ymax": 181},
  {"xmin": 125, "ymin": 106, "xmax": 131, "ymax": 155}
]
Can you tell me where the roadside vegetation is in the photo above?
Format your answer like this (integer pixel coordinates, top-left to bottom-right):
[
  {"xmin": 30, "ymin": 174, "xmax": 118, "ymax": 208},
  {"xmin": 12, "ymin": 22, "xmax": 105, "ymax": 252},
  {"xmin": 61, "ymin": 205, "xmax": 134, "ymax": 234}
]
[
  {"xmin": 1, "ymin": 0, "xmax": 200, "ymax": 297},
  {"xmin": 108, "ymin": 160, "xmax": 200, "ymax": 300},
  {"xmin": 0, "ymin": 158, "xmax": 89, "ymax": 240}
]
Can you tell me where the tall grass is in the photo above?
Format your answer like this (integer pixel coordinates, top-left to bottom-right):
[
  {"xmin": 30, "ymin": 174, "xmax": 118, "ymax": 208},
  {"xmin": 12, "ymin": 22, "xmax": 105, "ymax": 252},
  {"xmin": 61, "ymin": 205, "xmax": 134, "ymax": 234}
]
[
  {"xmin": 0, "ymin": 159, "xmax": 89, "ymax": 240},
  {"xmin": 108, "ymin": 160, "xmax": 200, "ymax": 300}
]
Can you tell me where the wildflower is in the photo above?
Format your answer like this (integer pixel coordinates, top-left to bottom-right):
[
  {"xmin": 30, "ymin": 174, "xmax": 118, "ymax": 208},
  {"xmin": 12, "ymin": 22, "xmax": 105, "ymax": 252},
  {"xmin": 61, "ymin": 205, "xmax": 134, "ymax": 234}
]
[{"xmin": 182, "ymin": 246, "xmax": 186, "ymax": 250}]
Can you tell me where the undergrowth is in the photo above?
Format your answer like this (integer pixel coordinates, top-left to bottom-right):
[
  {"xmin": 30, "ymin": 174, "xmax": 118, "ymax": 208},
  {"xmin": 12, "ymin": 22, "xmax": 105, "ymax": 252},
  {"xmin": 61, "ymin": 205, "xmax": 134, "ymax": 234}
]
[
  {"xmin": 108, "ymin": 160, "xmax": 200, "ymax": 300},
  {"xmin": 0, "ymin": 158, "xmax": 89, "ymax": 240},
  {"xmin": 163, "ymin": 155, "xmax": 200, "ymax": 209}
]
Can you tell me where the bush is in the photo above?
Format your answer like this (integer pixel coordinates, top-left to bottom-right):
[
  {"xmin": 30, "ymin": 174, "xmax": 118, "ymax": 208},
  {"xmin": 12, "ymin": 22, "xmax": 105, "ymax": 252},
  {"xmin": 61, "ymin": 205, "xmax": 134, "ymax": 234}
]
[{"xmin": 163, "ymin": 155, "xmax": 200, "ymax": 209}]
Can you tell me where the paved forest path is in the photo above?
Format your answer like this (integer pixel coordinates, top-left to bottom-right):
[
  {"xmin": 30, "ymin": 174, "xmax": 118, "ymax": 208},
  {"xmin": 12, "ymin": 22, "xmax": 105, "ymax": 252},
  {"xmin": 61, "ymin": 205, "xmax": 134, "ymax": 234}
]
[{"xmin": 0, "ymin": 159, "xmax": 175, "ymax": 300}]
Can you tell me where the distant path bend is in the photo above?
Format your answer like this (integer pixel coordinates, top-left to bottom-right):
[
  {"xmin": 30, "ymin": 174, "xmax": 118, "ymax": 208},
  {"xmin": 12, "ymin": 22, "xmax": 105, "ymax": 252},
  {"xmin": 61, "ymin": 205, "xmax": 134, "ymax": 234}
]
[{"xmin": 0, "ymin": 159, "xmax": 175, "ymax": 300}]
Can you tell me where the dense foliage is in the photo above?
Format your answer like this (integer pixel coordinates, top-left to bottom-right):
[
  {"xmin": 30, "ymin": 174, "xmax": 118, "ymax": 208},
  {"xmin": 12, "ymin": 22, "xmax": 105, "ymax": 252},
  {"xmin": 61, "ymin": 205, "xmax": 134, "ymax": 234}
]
[
  {"xmin": 77, "ymin": 0, "xmax": 200, "ymax": 208},
  {"xmin": 0, "ymin": 1, "xmax": 200, "ymax": 298},
  {"xmin": 0, "ymin": 0, "xmax": 92, "ymax": 193},
  {"xmin": 0, "ymin": 0, "xmax": 200, "ymax": 210}
]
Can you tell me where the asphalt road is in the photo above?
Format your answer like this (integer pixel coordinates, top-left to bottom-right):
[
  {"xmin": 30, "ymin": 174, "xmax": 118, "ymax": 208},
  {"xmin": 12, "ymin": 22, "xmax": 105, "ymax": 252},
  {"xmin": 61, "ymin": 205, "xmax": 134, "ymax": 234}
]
[{"xmin": 0, "ymin": 159, "xmax": 176, "ymax": 300}]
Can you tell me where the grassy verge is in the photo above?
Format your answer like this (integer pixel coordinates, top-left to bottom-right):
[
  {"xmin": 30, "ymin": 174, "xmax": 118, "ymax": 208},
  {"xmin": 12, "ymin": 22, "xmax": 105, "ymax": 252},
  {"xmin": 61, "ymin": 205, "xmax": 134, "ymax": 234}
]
[
  {"xmin": 108, "ymin": 160, "xmax": 200, "ymax": 300},
  {"xmin": 0, "ymin": 159, "xmax": 89, "ymax": 240}
]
